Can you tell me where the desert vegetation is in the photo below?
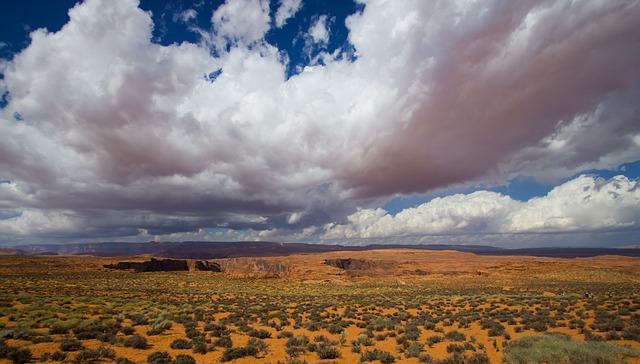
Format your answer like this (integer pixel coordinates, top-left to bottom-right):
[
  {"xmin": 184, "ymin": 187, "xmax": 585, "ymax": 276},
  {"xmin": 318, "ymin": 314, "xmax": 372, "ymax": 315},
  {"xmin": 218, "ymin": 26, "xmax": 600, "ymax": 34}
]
[{"xmin": 0, "ymin": 251, "xmax": 639, "ymax": 363}]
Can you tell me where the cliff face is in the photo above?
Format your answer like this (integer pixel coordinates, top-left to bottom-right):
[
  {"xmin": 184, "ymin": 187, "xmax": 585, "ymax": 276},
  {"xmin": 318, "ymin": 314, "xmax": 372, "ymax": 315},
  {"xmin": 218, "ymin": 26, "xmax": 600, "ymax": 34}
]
[
  {"xmin": 104, "ymin": 258, "xmax": 221, "ymax": 272},
  {"xmin": 323, "ymin": 258, "xmax": 397, "ymax": 276},
  {"xmin": 103, "ymin": 257, "xmax": 288, "ymax": 275},
  {"xmin": 324, "ymin": 258, "xmax": 395, "ymax": 270},
  {"xmin": 215, "ymin": 257, "xmax": 289, "ymax": 277},
  {"xmin": 190, "ymin": 260, "xmax": 223, "ymax": 271}
]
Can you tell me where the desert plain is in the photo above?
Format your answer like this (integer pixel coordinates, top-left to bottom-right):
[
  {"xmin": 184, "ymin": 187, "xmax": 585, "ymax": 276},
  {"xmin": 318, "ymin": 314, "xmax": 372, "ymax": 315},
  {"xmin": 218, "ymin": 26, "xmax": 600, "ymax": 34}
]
[{"xmin": 1, "ymin": 249, "xmax": 639, "ymax": 363}]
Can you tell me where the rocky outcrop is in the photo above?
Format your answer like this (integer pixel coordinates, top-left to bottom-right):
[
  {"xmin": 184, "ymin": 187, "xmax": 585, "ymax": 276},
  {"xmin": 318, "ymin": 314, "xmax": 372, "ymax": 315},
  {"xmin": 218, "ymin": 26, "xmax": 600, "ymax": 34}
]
[
  {"xmin": 190, "ymin": 260, "xmax": 222, "ymax": 271},
  {"xmin": 104, "ymin": 258, "xmax": 221, "ymax": 272},
  {"xmin": 324, "ymin": 258, "xmax": 393, "ymax": 270},
  {"xmin": 104, "ymin": 257, "xmax": 288, "ymax": 276},
  {"xmin": 323, "ymin": 258, "xmax": 397, "ymax": 276},
  {"xmin": 216, "ymin": 258, "xmax": 290, "ymax": 277}
]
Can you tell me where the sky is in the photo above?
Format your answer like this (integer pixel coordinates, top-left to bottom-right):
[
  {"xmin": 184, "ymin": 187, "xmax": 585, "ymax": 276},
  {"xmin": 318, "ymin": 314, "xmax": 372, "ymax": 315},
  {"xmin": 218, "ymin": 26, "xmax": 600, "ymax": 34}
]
[{"xmin": 0, "ymin": 0, "xmax": 639, "ymax": 248}]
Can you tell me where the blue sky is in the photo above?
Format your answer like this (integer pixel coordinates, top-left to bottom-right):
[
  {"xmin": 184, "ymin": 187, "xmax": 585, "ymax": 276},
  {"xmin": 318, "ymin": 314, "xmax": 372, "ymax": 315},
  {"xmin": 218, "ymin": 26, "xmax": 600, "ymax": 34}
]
[{"xmin": 0, "ymin": 0, "xmax": 639, "ymax": 248}]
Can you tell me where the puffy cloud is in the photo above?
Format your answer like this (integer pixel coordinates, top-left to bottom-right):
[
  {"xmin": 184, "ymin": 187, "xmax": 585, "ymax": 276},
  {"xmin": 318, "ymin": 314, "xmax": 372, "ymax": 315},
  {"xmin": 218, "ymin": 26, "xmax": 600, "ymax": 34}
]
[
  {"xmin": 503, "ymin": 175, "xmax": 640, "ymax": 233},
  {"xmin": 0, "ymin": 209, "xmax": 78, "ymax": 237},
  {"xmin": 176, "ymin": 9, "xmax": 198, "ymax": 24},
  {"xmin": 0, "ymin": 0, "xmax": 639, "ymax": 244},
  {"xmin": 210, "ymin": 0, "xmax": 271, "ymax": 49},
  {"xmin": 274, "ymin": 0, "xmax": 302, "ymax": 28},
  {"xmin": 323, "ymin": 175, "xmax": 640, "ymax": 239},
  {"xmin": 309, "ymin": 15, "xmax": 329, "ymax": 44}
]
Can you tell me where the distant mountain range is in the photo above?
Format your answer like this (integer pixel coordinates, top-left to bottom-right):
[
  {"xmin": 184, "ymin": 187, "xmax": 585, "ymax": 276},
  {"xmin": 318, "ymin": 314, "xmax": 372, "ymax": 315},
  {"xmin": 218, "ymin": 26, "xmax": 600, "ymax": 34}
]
[{"xmin": 7, "ymin": 241, "xmax": 640, "ymax": 259}]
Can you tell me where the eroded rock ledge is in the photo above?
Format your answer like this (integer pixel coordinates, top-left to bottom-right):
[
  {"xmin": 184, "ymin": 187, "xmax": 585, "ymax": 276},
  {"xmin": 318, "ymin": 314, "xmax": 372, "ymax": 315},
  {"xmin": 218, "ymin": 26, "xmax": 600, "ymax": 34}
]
[
  {"xmin": 104, "ymin": 258, "xmax": 221, "ymax": 272},
  {"xmin": 324, "ymin": 258, "xmax": 396, "ymax": 270}
]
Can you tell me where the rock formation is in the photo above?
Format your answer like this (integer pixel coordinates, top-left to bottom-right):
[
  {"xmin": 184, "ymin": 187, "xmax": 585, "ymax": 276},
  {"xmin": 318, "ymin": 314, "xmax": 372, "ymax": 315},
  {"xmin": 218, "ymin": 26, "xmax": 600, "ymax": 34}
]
[
  {"xmin": 104, "ymin": 258, "xmax": 221, "ymax": 272},
  {"xmin": 324, "ymin": 258, "xmax": 394, "ymax": 270},
  {"xmin": 323, "ymin": 258, "xmax": 397, "ymax": 276}
]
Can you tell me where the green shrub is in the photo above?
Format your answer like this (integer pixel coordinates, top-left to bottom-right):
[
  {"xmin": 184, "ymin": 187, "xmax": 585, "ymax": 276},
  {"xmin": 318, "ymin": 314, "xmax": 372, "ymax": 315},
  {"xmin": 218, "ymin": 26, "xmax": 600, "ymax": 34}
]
[
  {"xmin": 314, "ymin": 335, "xmax": 337, "ymax": 345},
  {"xmin": 446, "ymin": 343, "xmax": 465, "ymax": 354},
  {"xmin": 169, "ymin": 338, "xmax": 192, "ymax": 350},
  {"xmin": 622, "ymin": 325, "xmax": 640, "ymax": 340},
  {"xmin": 48, "ymin": 324, "xmax": 69, "ymax": 335},
  {"xmin": 285, "ymin": 345, "xmax": 306, "ymax": 357},
  {"xmin": 173, "ymin": 354, "xmax": 196, "ymax": 364},
  {"xmin": 121, "ymin": 326, "xmax": 135, "ymax": 335},
  {"xmin": 12, "ymin": 329, "xmax": 36, "ymax": 341},
  {"xmin": 127, "ymin": 313, "xmax": 149, "ymax": 326},
  {"xmin": 152, "ymin": 318, "xmax": 172, "ymax": 331},
  {"xmin": 247, "ymin": 328, "xmax": 272, "ymax": 339},
  {"xmin": 445, "ymin": 330, "xmax": 466, "ymax": 341},
  {"xmin": 316, "ymin": 344, "xmax": 341, "ymax": 360},
  {"xmin": 360, "ymin": 348, "xmax": 395, "ymax": 364},
  {"xmin": 116, "ymin": 358, "xmax": 136, "ymax": 364},
  {"xmin": 1, "ymin": 342, "xmax": 10, "ymax": 358},
  {"xmin": 184, "ymin": 328, "xmax": 202, "ymax": 340},
  {"xmin": 7, "ymin": 347, "xmax": 32, "ymax": 364},
  {"xmin": 247, "ymin": 337, "xmax": 268, "ymax": 353},
  {"xmin": 426, "ymin": 334, "xmax": 443, "ymax": 347},
  {"xmin": 405, "ymin": 341, "xmax": 424, "ymax": 358},
  {"xmin": 70, "ymin": 346, "xmax": 115, "ymax": 364},
  {"xmin": 213, "ymin": 335, "xmax": 233, "ymax": 348},
  {"xmin": 98, "ymin": 346, "xmax": 117, "ymax": 359},
  {"xmin": 123, "ymin": 334, "xmax": 147, "ymax": 349},
  {"xmin": 220, "ymin": 346, "xmax": 259, "ymax": 362},
  {"xmin": 377, "ymin": 351, "xmax": 396, "ymax": 364},
  {"xmin": 303, "ymin": 321, "xmax": 320, "ymax": 331},
  {"xmin": 205, "ymin": 323, "xmax": 228, "ymax": 337},
  {"xmin": 60, "ymin": 338, "xmax": 83, "ymax": 352},
  {"xmin": 277, "ymin": 331, "xmax": 294, "ymax": 339},
  {"xmin": 353, "ymin": 332, "xmax": 373, "ymax": 346},
  {"xmin": 605, "ymin": 331, "xmax": 621, "ymax": 340},
  {"xmin": 395, "ymin": 334, "xmax": 407, "ymax": 346},
  {"xmin": 286, "ymin": 335, "xmax": 309, "ymax": 347},
  {"xmin": 182, "ymin": 320, "xmax": 197, "ymax": 330},
  {"xmin": 503, "ymin": 332, "xmax": 640, "ymax": 364},
  {"xmin": 73, "ymin": 322, "xmax": 119, "ymax": 341},
  {"xmin": 584, "ymin": 330, "xmax": 605, "ymax": 342},
  {"xmin": 31, "ymin": 335, "xmax": 53, "ymax": 344},
  {"xmin": 375, "ymin": 333, "xmax": 388, "ymax": 341},
  {"xmin": 50, "ymin": 351, "xmax": 67, "ymax": 361},
  {"xmin": 404, "ymin": 323, "xmax": 420, "ymax": 341},
  {"xmin": 481, "ymin": 319, "xmax": 505, "ymax": 337},
  {"xmin": 191, "ymin": 338, "xmax": 208, "ymax": 354},
  {"xmin": 464, "ymin": 342, "xmax": 476, "ymax": 351},
  {"xmin": 466, "ymin": 352, "xmax": 490, "ymax": 364},
  {"xmin": 531, "ymin": 320, "xmax": 548, "ymax": 332},
  {"xmin": 147, "ymin": 318, "xmax": 172, "ymax": 336},
  {"xmin": 147, "ymin": 351, "xmax": 172, "ymax": 364}
]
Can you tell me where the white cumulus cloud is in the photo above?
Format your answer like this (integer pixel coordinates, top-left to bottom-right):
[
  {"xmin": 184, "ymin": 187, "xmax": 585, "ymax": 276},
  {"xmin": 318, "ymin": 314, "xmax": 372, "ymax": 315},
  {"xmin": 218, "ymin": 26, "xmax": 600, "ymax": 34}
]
[
  {"xmin": 274, "ymin": 0, "xmax": 302, "ymax": 28},
  {"xmin": 210, "ymin": 0, "xmax": 271, "ymax": 49},
  {"xmin": 323, "ymin": 175, "xmax": 640, "ymax": 239},
  {"xmin": 309, "ymin": 15, "xmax": 329, "ymax": 44},
  {"xmin": 503, "ymin": 175, "xmax": 640, "ymax": 233}
]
